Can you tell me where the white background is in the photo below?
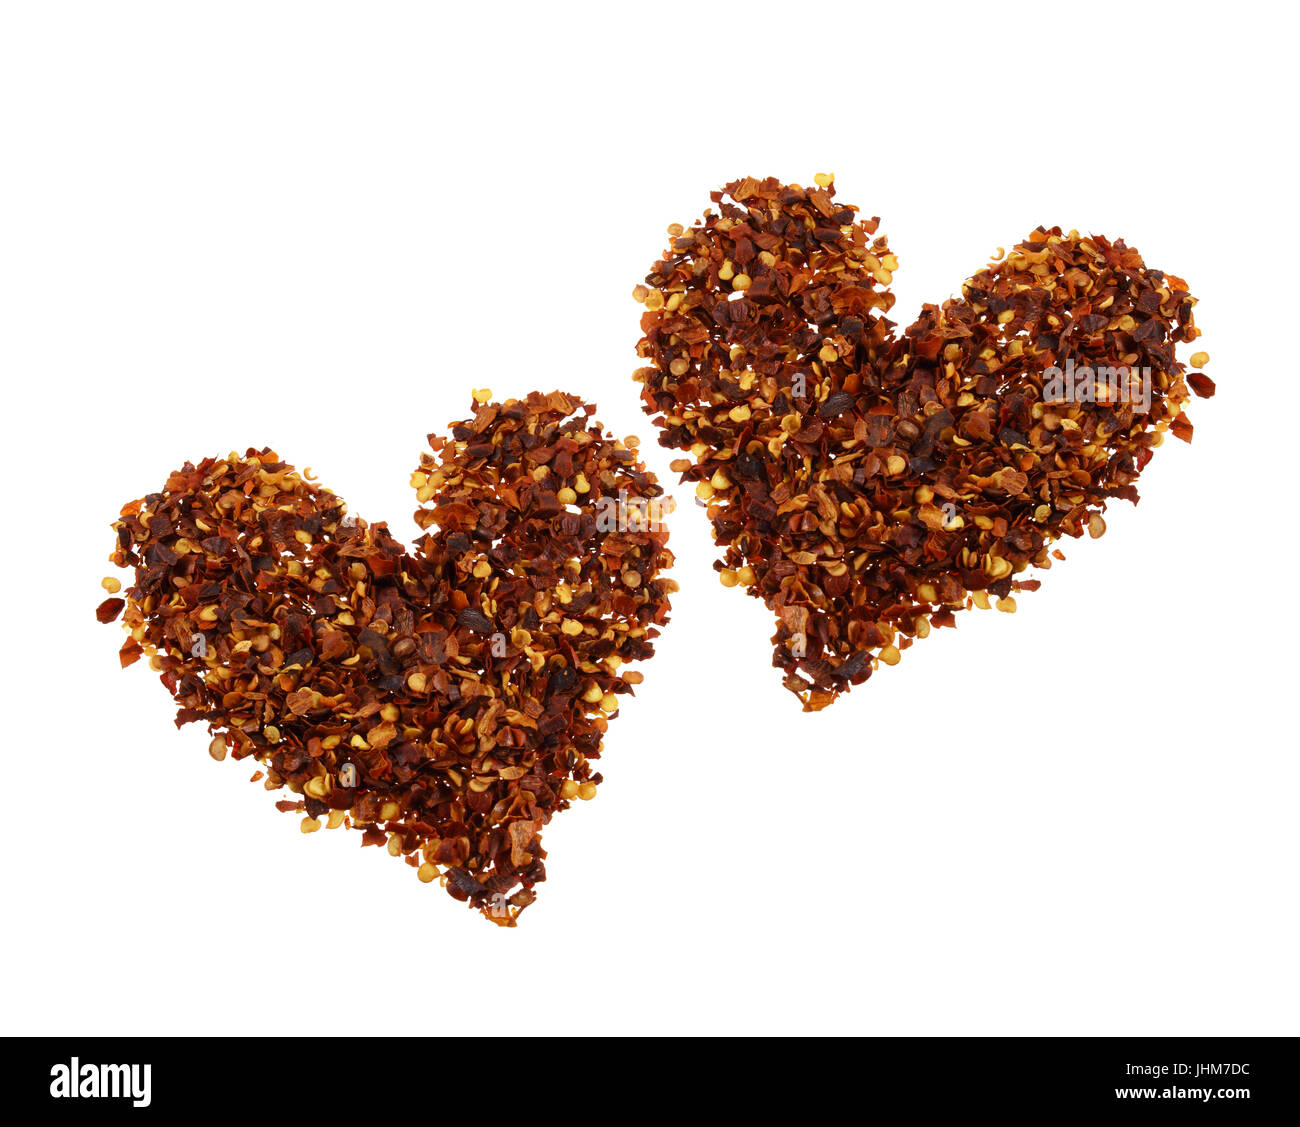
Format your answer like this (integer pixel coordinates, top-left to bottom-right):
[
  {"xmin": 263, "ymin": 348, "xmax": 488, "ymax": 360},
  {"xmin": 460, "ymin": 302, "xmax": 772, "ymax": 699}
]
[{"xmin": 1, "ymin": 2, "xmax": 1294, "ymax": 1036}]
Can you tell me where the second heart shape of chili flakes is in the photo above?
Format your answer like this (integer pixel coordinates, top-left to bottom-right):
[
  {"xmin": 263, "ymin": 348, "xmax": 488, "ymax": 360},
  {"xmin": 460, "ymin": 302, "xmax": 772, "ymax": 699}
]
[
  {"xmin": 634, "ymin": 175, "xmax": 1213, "ymax": 711},
  {"xmin": 99, "ymin": 392, "xmax": 676, "ymax": 924}
]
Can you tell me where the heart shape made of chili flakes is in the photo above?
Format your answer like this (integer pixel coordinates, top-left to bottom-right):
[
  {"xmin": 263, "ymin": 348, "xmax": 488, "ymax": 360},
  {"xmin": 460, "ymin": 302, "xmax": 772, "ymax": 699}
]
[
  {"xmin": 633, "ymin": 175, "xmax": 1213, "ymax": 711},
  {"xmin": 97, "ymin": 391, "xmax": 676, "ymax": 924}
]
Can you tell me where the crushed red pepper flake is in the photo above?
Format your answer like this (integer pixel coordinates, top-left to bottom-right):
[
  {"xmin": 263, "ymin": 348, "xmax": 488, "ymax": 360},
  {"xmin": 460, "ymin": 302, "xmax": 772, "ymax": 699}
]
[
  {"xmin": 101, "ymin": 391, "xmax": 676, "ymax": 924},
  {"xmin": 96, "ymin": 597, "xmax": 125, "ymax": 624},
  {"xmin": 635, "ymin": 176, "xmax": 1209, "ymax": 710}
]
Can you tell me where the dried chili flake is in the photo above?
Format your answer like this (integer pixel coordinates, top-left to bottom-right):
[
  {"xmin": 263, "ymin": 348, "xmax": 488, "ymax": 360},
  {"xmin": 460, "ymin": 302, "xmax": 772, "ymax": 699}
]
[
  {"xmin": 100, "ymin": 391, "xmax": 676, "ymax": 924},
  {"xmin": 634, "ymin": 175, "xmax": 1208, "ymax": 710},
  {"xmin": 96, "ymin": 597, "xmax": 125, "ymax": 623}
]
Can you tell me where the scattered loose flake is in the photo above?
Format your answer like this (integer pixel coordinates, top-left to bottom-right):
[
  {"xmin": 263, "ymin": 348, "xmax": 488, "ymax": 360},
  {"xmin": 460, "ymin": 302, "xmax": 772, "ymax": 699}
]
[{"xmin": 96, "ymin": 597, "xmax": 125, "ymax": 623}]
